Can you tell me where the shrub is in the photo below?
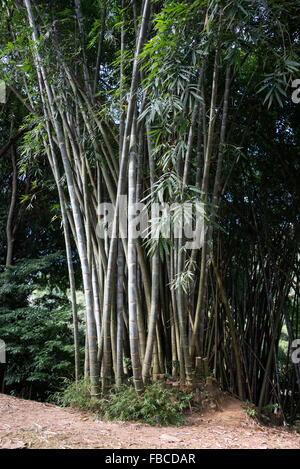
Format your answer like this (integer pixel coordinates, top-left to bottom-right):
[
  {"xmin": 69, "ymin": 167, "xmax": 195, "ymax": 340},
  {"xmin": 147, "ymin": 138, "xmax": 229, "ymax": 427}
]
[
  {"xmin": 243, "ymin": 400, "xmax": 258, "ymax": 419},
  {"xmin": 0, "ymin": 256, "xmax": 84, "ymax": 400},
  {"xmin": 101, "ymin": 383, "xmax": 193, "ymax": 426},
  {"xmin": 52, "ymin": 378, "xmax": 96, "ymax": 411},
  {"xmin": 54, "ymin": 380, "xmax": 193, "ymax": 426}
]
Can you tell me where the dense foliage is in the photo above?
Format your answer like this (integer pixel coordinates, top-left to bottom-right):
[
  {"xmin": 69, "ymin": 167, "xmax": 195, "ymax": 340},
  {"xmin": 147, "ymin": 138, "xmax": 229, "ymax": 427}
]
[
  {"xmin": 0, "ymin": 254, "xmax": 84, "ymax": 400},
  {"xmin": 55, "ymin": 379, "xmax": 193, "ymax": 426}
]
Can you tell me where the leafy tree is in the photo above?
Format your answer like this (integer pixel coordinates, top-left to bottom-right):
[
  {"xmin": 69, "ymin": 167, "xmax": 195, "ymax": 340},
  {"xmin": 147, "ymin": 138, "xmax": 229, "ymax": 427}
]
[{"xmin": 0, "ymin": 254, "xmax": 84, "ymax": 400}]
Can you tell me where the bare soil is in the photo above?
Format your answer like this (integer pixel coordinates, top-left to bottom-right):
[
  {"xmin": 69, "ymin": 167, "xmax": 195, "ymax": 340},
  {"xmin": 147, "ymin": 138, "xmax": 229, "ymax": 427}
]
[{"xmin": 0, "ymin": 393, "xmax": 299, "ymax": 449}]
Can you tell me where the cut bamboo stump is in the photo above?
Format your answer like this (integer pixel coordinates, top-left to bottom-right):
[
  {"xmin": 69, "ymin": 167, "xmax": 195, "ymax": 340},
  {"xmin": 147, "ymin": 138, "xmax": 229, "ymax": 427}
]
[{"xmin": 195, "ymin": 357, "xmax": 209, "ymax": 380}]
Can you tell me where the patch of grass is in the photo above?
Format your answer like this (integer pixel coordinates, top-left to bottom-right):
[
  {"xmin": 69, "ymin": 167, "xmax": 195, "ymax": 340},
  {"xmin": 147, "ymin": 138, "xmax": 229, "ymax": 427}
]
[
  {"xmin": 53, "ymin": 379, "xmax": 193, "ymax": 426},
  {"xmin": 101, "ymin": 383, "xmax": 193, "ymax": 426},
  {"xmin": 52, "ymin": 378, "xmax": 98, "ymax": 412}
]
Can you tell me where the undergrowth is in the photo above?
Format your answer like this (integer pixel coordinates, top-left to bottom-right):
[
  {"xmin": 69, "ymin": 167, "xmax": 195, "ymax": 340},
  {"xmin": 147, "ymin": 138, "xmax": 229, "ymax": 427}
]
[
  {"xmin": 52, "ymin": 378, "xmax": 98, "ymax": 412},
  {"xmin": 53, "ymin": 379, "xmax": 193, "ymax": 426},
  {"xmin": 243, "ymin": 400, "xmax": 287, "ymax": 426}
]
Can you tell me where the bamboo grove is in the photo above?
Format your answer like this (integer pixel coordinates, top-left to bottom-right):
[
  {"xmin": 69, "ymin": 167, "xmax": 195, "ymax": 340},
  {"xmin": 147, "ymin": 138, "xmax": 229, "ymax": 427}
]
[{"xmin": 0, "ymin": 0, "xmax": 299, "ymax": 420}]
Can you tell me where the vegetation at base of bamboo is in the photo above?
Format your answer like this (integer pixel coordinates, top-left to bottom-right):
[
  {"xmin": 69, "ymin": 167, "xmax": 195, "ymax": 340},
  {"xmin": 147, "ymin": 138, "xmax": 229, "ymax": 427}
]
[
  {"xmin": 55, "ymin": 379, "xmax": 193, "ymax": 427},
  {"xmin": 52, "ymin": 378, "xmax": 97, "ymax": 412},
  {"xmin": 243, "ymin": 401, "xmax": 287, "ymax": 426},
  {"xmin": 243, "ymin": 401, "xmax": 258, "ymax": 419},
  {"xmin": 102, "ymin": 383, "xmax": 193, "ymax": 426}
]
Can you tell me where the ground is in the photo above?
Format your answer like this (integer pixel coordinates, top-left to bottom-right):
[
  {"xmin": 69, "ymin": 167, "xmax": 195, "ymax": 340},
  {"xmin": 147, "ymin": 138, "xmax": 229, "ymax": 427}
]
[{"xmin": 0, "ymin": 393, "xmax": 299, "ymax": 449}]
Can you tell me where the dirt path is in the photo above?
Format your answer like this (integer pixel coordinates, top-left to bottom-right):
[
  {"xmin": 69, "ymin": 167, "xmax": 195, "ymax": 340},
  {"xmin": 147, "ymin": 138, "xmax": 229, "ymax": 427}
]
[{"xmin": 0, "ymin": 393, "xmax": 299, "ymax": 449}]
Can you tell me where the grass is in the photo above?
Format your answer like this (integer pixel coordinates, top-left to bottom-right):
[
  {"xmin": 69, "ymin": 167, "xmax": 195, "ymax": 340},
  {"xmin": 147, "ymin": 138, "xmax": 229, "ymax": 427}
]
[{"xmin": 53, "ymin": 379, "xmax": 193, "ymax": 427}]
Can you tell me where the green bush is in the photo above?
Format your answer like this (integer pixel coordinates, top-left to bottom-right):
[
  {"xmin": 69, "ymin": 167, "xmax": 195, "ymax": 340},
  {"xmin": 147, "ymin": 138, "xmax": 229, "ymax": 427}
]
[
  {"xmin": 55, "ymin": 380, "xmax": 193, "ymax": 426},
  {"xmin": 0, "ymin": 255, "xmax": 84, "ymax": 400},
  {"xmin": 102, "ymin": 383, "xmax": 193, "ymax": 426},
  {"xmin": 243, "ymin": 400, "xmax": 259, "ymax": 419},
  {"xmin": 52, "ymin": 378, "xmax": 96, "ymax": 412}
]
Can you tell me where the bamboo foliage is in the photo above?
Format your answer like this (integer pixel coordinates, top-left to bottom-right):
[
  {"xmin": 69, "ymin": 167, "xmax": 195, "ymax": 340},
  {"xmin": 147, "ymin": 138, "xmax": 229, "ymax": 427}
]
[{"xmin": 0, "ymin": 0, "xmax": 299, "ymax": 417}]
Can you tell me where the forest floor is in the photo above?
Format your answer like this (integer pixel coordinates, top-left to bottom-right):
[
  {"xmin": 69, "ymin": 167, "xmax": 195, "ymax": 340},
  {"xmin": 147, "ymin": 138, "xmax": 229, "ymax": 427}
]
[{"xmin": 0, "ymin": 393, "xmax": 299, "ymax": 449}]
